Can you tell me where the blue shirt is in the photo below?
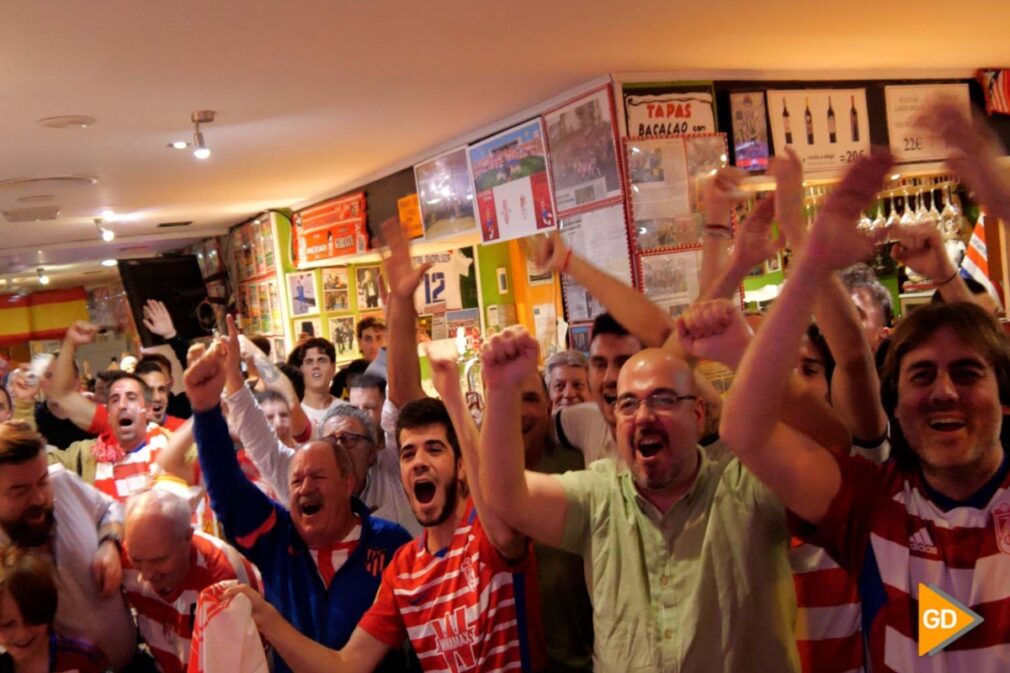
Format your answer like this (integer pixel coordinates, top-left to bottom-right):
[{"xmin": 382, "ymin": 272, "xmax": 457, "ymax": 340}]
[{"xmin": 193, "ymin": 407, "xmax": 412, "ymax": 673}]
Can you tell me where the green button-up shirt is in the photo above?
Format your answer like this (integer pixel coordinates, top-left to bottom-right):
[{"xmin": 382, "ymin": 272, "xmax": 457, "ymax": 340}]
[{"xmin": 557, "ymin": 449, "xmax": 799, "ymax": 673}]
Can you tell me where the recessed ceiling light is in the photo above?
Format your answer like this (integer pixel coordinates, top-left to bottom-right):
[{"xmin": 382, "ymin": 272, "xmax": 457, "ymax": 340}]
[
  {"xmin": 100, "ymin": 209, "xmax": 115, "ymax": 220},
  {"xmin": 169, "ymin": 141, "xmax": 189, "ymax": 150},
  {"xmin": 36, "ymin": 115, "xmax": 96, "ymax": 129},
  {"xmin": 101, "ymin": 259, "xmax": 117, "ymax": 267}
]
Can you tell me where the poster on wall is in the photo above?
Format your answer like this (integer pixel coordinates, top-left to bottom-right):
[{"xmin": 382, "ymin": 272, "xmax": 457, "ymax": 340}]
[
  {"xmin": 468, "ymin": 119, "xmax": 556, "ymax": 243},
  {"xmin": 626, "ymin": 135, "xmax": 727, "ymax": 251},
  {"xmin": 767, "ymin": 89, "xmax": 871, "ymax": 173},
  {"xmin": 322, "ymin": 268, "xmax": 351, "ymax": 312},
  {"xmin": 543, "ymin": 85, "xmax": 623, "ymax": 215},
  {"xmin": 287, "ymin": 272, "xmax": 318, "ymax": 317},
  {"xmin": 730, "ymin": 91, "xmax": 770, "ymax": 172},
  {"xmin": 558, "ymin": 203, "xmax": 634, "ymax": 322},
  {"xmin": 623, "ymin": 83, "xmax": 717, "ymax": 138},
  {"xmin": 396, "ymin": 194, "xmax": 424, "ymax": 240},
  {"xmin": 355, "ymin": 265, "xmax": 384, "ymax": 311},
  {"xmin": 638, "ymin": 249, "xmax": 703, "ymax": 317},
  {"xmin": 328, "ymin": 317, "xmax": 357, "ymax": 360},
  {"xmin": 412, "ymin": 249, "xmax": 474, "ymax": 312},
  {"xmin": 884, "ymin": 83, "xmax": 971, "ymax": 163},
  {"xmin": 293, "ymin": 192, "xmax": 368, "ymax": 265},
  {"xmin": 415, "ymin": 148, "xmax": 478, "ymax": 241}
]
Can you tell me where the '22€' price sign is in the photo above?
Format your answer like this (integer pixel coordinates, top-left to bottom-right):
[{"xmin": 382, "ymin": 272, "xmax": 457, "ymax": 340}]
[{"xmin": 885, "ymin": 83, "xmax": 971, "ymax": 164}]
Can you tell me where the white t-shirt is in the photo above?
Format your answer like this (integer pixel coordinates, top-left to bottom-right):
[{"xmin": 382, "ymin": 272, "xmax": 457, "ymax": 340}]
[
  {"xmin": 302, "ymin": 397, "xmax": 343, "ymax": 438},
  {"xmin": 554, "ymin": 402, "xmax": 616, "ymax": 465},
  {"xmin": 412, "ymin": 249, "xmax": 473, "ymax": 311}
]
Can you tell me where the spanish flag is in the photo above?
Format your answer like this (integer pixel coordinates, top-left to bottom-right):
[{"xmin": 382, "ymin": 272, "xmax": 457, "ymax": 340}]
[{"xmin": 0, "ymin": 288, "xmax": 89, "ymax": 346}]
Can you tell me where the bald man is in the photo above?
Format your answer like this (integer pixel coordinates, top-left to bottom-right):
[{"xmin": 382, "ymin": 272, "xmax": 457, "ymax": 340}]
[
  {"xmin": 478, "ymin": 327, "xmax": 800, "ymax": 673},
  {"xmin": 123, "ymin": 488, "xmax": 262, "ymax": 673}
]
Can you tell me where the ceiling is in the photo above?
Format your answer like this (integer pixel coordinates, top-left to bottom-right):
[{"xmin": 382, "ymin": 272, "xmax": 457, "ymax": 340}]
[{"xmin": 2, "ymin": 1, "xmax": 1007, "ymax": 289}]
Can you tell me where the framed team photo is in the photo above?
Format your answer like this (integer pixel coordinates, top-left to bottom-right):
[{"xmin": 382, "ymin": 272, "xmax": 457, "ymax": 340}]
[
  {"xmin": 322, "ymin": 267, "xmax": 351, "ymax": 312},
  {"xmin": 414, "ymin": 147, "xmax": 478, "ymax": 241},
  {"xmin": 328, "ymin": 316, "xmax": 357, "ymax": 361}
]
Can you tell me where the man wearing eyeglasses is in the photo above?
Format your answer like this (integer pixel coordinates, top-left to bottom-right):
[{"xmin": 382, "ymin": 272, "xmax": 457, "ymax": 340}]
[
  {"xmin": 477, "ymin": 323, "xmax": 836, "ymax": 673},
  {"xmin": 186, "ymin": 320, "xmax": 412, "ymax": 673}
]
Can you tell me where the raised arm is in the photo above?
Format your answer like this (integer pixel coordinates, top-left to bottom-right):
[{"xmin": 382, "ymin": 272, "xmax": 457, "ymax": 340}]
[
  {"xmin": 379, "ymin": 218, "xmax": 430, "ymax": 407},
  {"xmin": 185, "ymin": 340, "xmax": 279, "ymax": 554},
  {"xmin": 916, "ymin": 100, "xmax": 1010, "ymax": 224},
  {"xmin": 226, "ymin": 317, "xmax": 295, "ymax": 501},
  {"xmin": 50, "ymin": 322, "xmax": 99, "ymax": 430},
  {"xmin": 428, "ymin": 345, "xmax": 524, "ymax": 559},
  {"xmin": 237, "ymin": 330, "xmax": 311, "ymax": 441},
  {"xmin": 533, "ymin": 232, "xmax": 674, "ymax": 347},
  {"xmin": 142, "ymin": 299, "xmax": 190, "ymax": 373},
  {"xmin": 698, "ymin": 166, "xmax": 748, "ymax": 294},
  {"xmin": 889, "ymin": 221, "xmax": 989, "ymax": 308},
  {"xmin": 698, "ymin": 197, "xmax": 780, "ymax": 301},
  {"xmin": 771, "ymin": 147, "xmax": 887, "ymax": 442},
  {"xmin": 720, "ymin": 151, "xmax": 893, "ymax": 524},
  {"xmin": 479, "ymin": 328, "xmax": 569, "ymax": 548}
]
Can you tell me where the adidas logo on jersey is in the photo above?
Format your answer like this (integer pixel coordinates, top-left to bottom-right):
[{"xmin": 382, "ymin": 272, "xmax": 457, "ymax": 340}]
[{"xmin": 909, "ymin": 527, "xmax": 938, "ymax": 555}]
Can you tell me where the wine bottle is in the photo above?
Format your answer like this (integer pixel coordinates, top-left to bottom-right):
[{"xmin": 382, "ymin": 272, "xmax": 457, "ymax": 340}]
[
  {"xmin": 782, "ymin": 99, "xmax": 793, "ymax": 144},
  {"xmin": 827, "ymin": 96, "xmax": 837, "ymax": 143},
  {"xmin": 850, "ymin": 95, "xmax": 860, "ymax": 142},
  {"xmin": 804, "ymin": 97, "xmax": 814, "ymax": 144}
]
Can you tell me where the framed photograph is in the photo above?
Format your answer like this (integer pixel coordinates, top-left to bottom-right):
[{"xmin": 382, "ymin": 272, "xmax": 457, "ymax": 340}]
[
  {"xmin": 328, "ymin": 316, "xmax": 357, "ymax": 361},
  {"xmin": 637, "ymin": 248, "xmax": 703, "ymax": 318},
  {"xmin": 543, "ymin": 84, "xmax": 623, "ymax": 215},
  {"xmin": 469, "ymin": 118, "xmax": 555, "ymax": 243},
  {"xmin": 355, "ymin": 265, "xmax": 384, "ymax": 311},
  {"xmin": 322, "ymin": 267, "xmax": 351, "ymax": 312},
  {"xmin": 568, "ymin": 322, "xmax": 592, "ymax": 355},
  {"xmin": 287, "ymin": 272, "xmax": 318, "ymax": 317},
  {"xmin": 296, "ymin": 317, "xmax": 322, "ymax": 340},
  {"xmin": 730, "ymin": 91, "xmax": 770, "ymax": 172},
  {"xmin": 624, "ymin": 134, "xmax": 728, "ymax": 252},
  {"xmin": 764, "ymin": 252, "xmax": 783, "ymax": 274},
  {"xmin": 414, "ymin": 147, "xmax": 478, "ymax": 241}
]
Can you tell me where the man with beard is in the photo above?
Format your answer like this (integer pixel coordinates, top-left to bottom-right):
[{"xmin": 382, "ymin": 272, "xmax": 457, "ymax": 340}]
[
  {"xmin": 134, "ymin": 360, "xmax": 186, "ymax": 431},
  {"xmin": 46, "ymin": 322, "xmax": 175, "ymax": 502},
  {"xmin": 186, "ymin": 336, "xmax": 410, "ymax": 673},
  {"xmin": 0, "ymin": 420, "xmax": 139, "ymax": 671},
  {"xmin": 122, "ymin": 488, "xmax": 262, "ymax": 673},
  {"xmin": 222, "ymin": 218, "xmax": 547, "ymax": 673},
  {"xmin": 476, "ymin": 321, "xmax": 850, "ymax": 673},
  {"xmin": 721, "ymin": 138, "xmax": 1010, "ymax": 671}
]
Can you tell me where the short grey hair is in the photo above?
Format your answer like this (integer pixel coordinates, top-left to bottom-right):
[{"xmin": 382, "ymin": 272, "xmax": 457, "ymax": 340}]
[
  {"xmin": 321, "ymin": 402, "xmax": 379, "ymax": 446},
  {"xmin": 125, "ymin": 488, "xmax": 192, "ymax": 540},
  {"xmin": 544, "ymin": 350, "xmax": 589, "ymax": 382}
]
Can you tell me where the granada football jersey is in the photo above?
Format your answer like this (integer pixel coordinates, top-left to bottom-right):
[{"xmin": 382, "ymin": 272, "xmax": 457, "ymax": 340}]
[
  {"xmin": 358, "ymin": 500, "xmax": 547, "ymax": 672},
  {"xmin": 795, "ymin": 451, "xmax": 1010, "ymax": 672}
]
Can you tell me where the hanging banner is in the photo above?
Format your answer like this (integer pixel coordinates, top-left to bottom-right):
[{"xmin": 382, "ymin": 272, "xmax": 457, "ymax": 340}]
[
  {"xmin": 884, "ymin": 83, "xmax": 971, "ymax": 163},
  {"xmin": 469, "ymin": 119, "xmax": 556, "ymax": 243},
  {"xmin": 767, "ymin": 89, "xmax": 870, "ymax": 173},
  {"xmin": 293, "ymin": 192, "xmax": 368, "ymax": 265}
]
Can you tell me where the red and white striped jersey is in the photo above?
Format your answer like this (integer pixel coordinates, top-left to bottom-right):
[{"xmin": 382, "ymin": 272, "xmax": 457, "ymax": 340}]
[
  {"xmin": 123, "ymin": 531, "xmax": 263, "ymax": 673},
  {"xmin": 92, "ymin": 426, "xmax": 171, "ymax": 502},
  {"xmin": 308, "ymin": 517, "xmax": 361, "ymax": 589},
  {"xmin": 358, "ymin": 501, "xmax": 547, "ymax": 672},
  {"xmin": 798, "ymin": 452, "xmax": 1010, "ymax": 672},
  {"xmin": 790, "ymin": 439, "xmax": 890, "ymax": 673}
]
